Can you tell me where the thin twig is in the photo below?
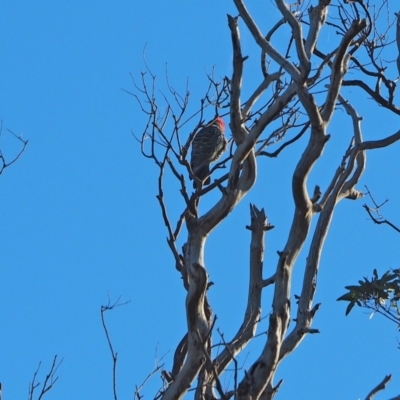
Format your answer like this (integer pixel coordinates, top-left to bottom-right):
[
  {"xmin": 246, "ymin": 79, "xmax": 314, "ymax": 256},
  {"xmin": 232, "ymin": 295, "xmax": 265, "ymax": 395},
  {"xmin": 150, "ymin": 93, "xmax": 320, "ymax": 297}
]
[
  {"xmin": 28, "ymin": 355, "xmax": 63, "ymax": 400},
  {"xmin": 363, "ymin": 186, "xmax": 400, "ymax": 233},
  {"xmin": 101, "ymin": 295, "xmax": 131, "ymax": 400},
  {"xmin": 0, "ymin": 127, "xmax": 28, "ymax": 175}
]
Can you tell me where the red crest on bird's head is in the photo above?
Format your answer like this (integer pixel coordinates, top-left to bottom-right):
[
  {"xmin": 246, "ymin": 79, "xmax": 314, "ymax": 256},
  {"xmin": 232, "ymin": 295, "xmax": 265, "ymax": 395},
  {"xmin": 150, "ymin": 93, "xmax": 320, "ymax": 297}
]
[{"xmin": 214, "ymin": 117, "xmax": 225, "ymax": 131}]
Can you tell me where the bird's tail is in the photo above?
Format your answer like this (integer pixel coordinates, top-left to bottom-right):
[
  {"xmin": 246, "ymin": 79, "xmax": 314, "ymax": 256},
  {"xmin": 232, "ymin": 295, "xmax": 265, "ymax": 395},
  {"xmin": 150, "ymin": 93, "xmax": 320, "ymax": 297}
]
[{"xmin": 192, "ymin": 165, "xmax": 210, "ymax": 189}]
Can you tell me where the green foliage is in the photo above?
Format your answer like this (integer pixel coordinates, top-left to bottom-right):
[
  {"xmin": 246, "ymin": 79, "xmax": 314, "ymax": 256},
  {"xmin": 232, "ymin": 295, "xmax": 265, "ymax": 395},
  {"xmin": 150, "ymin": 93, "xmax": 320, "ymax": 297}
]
[{"xmin": 338, "ymin": 268, "xmax": 400, "ymax": 327}]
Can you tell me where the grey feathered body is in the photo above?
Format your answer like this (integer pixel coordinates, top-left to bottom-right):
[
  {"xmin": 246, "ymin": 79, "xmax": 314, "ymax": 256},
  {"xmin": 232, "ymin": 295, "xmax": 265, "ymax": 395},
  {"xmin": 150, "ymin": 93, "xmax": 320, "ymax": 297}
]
[{"xmin": 190, "ymin": 119, "xmax": 228, "ymax": 187}]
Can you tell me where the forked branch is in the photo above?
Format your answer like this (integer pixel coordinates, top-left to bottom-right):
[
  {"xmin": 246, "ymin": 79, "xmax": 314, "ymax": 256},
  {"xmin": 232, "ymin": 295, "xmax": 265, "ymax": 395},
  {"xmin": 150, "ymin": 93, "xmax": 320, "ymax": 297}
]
[
  {"xmin": 101, "ymin": 295, "xmax": 131, "ymax": 400},
  {"xmin": 0, "ymin": 125, "xmax": 28, "ymax": 175},
  {"xmin": 28, "ymin": 355, "xmax": 63, "ymax": 400}
]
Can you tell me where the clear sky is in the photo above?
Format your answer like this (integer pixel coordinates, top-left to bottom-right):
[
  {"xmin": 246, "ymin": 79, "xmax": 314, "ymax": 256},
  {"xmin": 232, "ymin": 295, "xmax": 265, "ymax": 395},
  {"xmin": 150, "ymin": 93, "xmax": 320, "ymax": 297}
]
[{"xmin": 1, "ymin": 1, "xmax": 400, "ymax": 399}]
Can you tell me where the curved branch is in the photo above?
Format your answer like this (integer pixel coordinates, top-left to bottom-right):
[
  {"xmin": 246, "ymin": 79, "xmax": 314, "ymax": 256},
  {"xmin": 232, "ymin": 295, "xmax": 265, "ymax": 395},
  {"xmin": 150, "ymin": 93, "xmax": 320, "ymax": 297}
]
[
  {"xmin": 162, "ymin": 262, "xmax": 209, "ymax": 400},
  {"xmin": 233, "ymin": 0, "xmax": 301, "ymax": 82},
  {"xmin": 342, "ymin": 79, "xmax": 400, "ymax": 115},
  {"xmin": 274, "ymin": 0, "xmax": 310, "ymax": 74},
  {"xmin": 323, "ymin": 18, "xmax": 367, "ymax": 122},
  {"xmin": 365, "ymin": 374, "xmax": 392, "ymax": 400},
  {"xmin": 242, "ymin": 72, "xmax": 282, "ymax": 118}
]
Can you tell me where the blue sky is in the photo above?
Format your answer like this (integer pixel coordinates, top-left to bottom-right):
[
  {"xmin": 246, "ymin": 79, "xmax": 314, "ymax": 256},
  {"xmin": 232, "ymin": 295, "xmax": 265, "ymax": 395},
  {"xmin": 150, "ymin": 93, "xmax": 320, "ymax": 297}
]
[{"xmin": 1, "ymin": 1, "xmax": 400, "ymax": 399}]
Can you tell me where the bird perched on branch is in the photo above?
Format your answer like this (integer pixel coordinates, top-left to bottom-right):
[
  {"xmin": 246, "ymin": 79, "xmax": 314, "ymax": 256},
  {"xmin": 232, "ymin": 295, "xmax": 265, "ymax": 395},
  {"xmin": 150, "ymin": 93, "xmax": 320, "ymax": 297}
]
[{"xmin": 190, "ymin": 117, "xmax": 228, "ymax": 189}]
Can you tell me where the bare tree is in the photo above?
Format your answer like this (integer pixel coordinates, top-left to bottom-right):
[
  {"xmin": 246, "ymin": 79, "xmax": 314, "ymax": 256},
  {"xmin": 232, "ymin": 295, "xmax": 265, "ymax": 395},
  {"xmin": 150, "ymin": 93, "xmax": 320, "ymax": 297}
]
[{"xmin": 132, "ymin": 0, "xmax": 400, "ymax": 399}]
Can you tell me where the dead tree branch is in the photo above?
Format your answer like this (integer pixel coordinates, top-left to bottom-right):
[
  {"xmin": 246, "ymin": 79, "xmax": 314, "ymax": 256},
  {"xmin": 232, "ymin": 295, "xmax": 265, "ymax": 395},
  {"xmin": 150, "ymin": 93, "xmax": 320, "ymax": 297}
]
[
  {"xmin": 132, "ymin": 1, "xmax": 400, "ymax": 398},
  {"xmin": 365, "ymin": 374, "xmax": 393, "ymax": 400},
  {"xmin": 363, "ymin": 186, "xmax": 400, "ymax": 233},
  {"xmin": 101, "ymin": 295, "xmax": 130, "ymax": 400},
  {"xmin": 28, "ymin": 355, "xmax": 63, "ymax": 400},
  {"xmin": 0, "ymin": 125, "xmax": 28, "ymax": 175}
]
